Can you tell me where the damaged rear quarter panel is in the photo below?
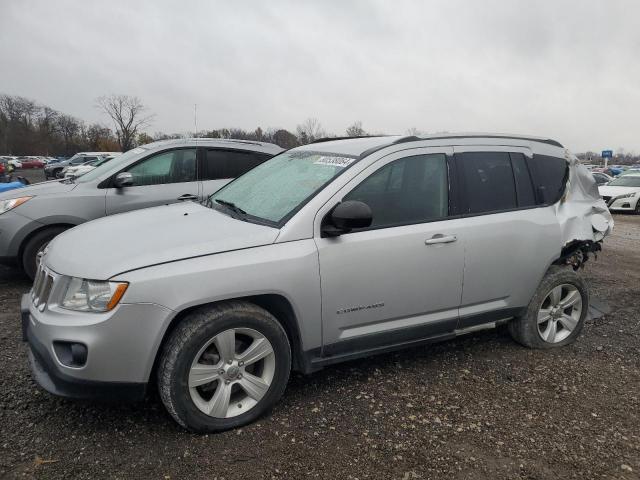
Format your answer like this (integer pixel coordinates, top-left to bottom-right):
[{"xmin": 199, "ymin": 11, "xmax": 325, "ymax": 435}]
[{"xmin": 556, "ymin": 150, "xmax": 613, "ymax": 248}]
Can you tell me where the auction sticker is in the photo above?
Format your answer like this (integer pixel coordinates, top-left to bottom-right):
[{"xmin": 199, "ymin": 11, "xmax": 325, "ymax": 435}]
[{"xmin": 314, "ymin": 156, "xmax": 356, "ymax": 168}]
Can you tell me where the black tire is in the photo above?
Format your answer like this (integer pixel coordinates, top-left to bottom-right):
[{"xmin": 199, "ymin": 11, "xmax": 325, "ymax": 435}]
[
  {"xmin": 508, "ymin": 266, "xmax": 588, "ymax": 349},
  {"xmin": 157, "ymin": 301, "xmax": 291, "ymax": 433},
  {"xmin": 21, "ymin": 226, "xmax": 68, "ymax": 280},
  {"xmin": 635, "ymin": 199, "xmax": 640, "ymax": 215}
]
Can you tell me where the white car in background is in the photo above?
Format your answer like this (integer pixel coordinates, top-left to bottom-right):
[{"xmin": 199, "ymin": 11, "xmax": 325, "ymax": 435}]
[
  {"xmin": 598, "ymin": 173, "xmax": 640, "ymax": 213},
  {"xmin": 63, "ymin": 154, "xmax": 119, "ymax": 178},
  {"xmin": 6, "ymin": 157, "xmax": 22, "ymax": 169}
]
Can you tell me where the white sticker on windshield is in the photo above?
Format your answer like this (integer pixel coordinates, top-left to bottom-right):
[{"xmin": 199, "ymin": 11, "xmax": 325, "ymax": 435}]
[{"xmin": 313, "ymin": 156, "xmax": 356, "ymax": 168}]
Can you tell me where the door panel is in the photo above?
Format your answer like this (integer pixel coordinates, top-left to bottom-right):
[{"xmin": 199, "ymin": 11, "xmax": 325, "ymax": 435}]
[
  {"xmin": 105, "ymin": 182, "xmax": 200, "ymax": 215},
  {"xmin": 455, "ymin": 207, "xmax": 561, "ymax": 320},
  {"xmin": 314, "ymin": 147, "xmax": 464, "ymax": 352},
  {"xmin": 316, "ymin": 220, "xmax": 465, "ymax": 350}
]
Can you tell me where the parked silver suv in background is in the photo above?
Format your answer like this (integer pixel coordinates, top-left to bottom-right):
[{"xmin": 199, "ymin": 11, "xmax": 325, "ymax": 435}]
[
  {"xmin": 21, "ymin": 134, "xmax": 612, "ymax": 432},
  {"xmin": 0, "ymin": 138, "xmax": 283, "ymax": 278}
]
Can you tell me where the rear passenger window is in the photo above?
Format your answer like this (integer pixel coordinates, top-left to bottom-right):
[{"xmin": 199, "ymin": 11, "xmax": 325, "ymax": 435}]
[
  {"xmin": 528, "ymin": 155, "xmax": 569, "ymax": 204},
  {"xmin": 459, "ymin": 152, "xmax": 517, "ymax": 214},
  {"xmin": 202, "ymin": 149, "xmax": 271, "ymax": 180},
  {"xmin": 510, "ymin": 153, "xmax": 536, "ymax": 207}
]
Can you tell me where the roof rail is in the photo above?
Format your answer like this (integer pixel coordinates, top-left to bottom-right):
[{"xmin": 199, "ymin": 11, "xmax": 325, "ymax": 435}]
[
  {"xmin": 189, "ymin": 138, "xmax": 266, "ymax": 147},
  {"xmin": 310, "ymin": 135, "xmax": 387, "ymax": 144},
  {"xmin": 397, "ymin": 134, "xmax": 564, "ymax": 148},
  {"xmin": 358, "ymin": 134, "xmax": 563, "ymax": 160}
]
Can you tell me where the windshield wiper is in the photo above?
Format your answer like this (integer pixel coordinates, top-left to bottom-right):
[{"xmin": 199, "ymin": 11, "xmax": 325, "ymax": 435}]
[{"xmin": 215, "ymin": 198, "xmax": 247, "ymax": 216}]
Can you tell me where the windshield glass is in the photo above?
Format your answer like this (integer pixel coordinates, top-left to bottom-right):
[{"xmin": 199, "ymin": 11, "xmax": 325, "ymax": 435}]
[
  {"xmin": 210, "ymin": 150, "xmax": 358, "ymax": 224},
  {"xmin": 75, "ymin": 147, "xmax": 148, "ymax": 183},
  {"xmin": 607, "ymin": 176, "xmax": 640, "ymax": 187}
]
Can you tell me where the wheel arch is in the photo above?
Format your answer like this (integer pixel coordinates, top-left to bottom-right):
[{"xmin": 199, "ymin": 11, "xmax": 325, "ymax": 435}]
[
  {"xmin": 17, "ymin": 222, "xmax": 77, "ymax": 267},
  {"xmin": 149, "ymin": 294, "xmax": 309, "ymax": 386}
]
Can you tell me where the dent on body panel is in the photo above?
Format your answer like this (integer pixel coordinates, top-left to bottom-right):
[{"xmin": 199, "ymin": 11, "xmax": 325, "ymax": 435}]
[{"xmin": 119, "ymin": 240, "xmax": 323, "ymax": 352}]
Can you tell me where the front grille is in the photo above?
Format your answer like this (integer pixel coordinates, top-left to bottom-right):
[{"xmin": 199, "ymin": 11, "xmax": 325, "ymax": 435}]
[{"xmin": 31, "ymin": 262, "xmax": 55, "ymax": 311}]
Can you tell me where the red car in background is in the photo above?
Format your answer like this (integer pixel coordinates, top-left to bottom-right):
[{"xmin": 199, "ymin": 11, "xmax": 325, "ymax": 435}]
[{"xmin": 18, "ymin": 157, "xmax": 45, "ymax": 168}]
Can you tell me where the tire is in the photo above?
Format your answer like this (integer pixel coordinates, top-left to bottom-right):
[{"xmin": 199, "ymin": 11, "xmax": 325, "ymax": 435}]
[
  {"xmin": 634, "ymin": 199, "xmax": 640, "ymax": 215},
  {"xmin": 158, "ymin": 301, "xmax": 291, "ymax": 433},
  {"xmin": 21, "ymin": 226, "xmax": 68, "ymax": 280},
  {"xmin": 508, "ymin": 266, "xmax": 588, "ymax": 349}
]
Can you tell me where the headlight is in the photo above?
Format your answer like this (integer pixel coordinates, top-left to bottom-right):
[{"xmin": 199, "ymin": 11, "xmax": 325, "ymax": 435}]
[
  {"xmin": 0, "ymin": 196, "xmax": 32, "ymax": 215},
  {"xmin": 617, "ymin": 192, "xmax": 637, "ymax": 199},
  {"xmin": 61, "ymin": 278, "xmax": 128, "ymax": 312}
]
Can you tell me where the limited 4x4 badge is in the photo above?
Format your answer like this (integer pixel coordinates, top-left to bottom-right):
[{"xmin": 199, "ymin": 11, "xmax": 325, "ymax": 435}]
[{"xmin": 336, "ymin": 302, "xmax": 385, "ymax": 315}]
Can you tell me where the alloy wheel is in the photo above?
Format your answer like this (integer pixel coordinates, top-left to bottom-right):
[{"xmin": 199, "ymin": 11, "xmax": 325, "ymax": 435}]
[
  {"xmin": 188, "ymin": 328, "xmax": 276, "ymax": 418},
  {"xmin": 537, "ymin": 284, "xmax": 583, "ymax": 344}
]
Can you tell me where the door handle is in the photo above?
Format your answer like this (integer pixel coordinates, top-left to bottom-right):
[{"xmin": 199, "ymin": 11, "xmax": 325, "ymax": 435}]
[
  {"xmin": 425, "ymin": 234, "xmax": 457, "ymax": 245},
  {"xmin": 177, "ymin": 194, "xmax": 198, "ymax": 201}
]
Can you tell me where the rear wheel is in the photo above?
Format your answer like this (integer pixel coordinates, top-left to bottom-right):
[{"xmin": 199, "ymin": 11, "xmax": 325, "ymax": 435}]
[
  {"xmin": 509, "ymin": 266, "xmax": 588, "ymax": 348},
  {"xmin": 21, "ymin": 227, "xmax": 68, "ymax": 280},
  {"xmin": 158, "ymin": 302, "xmax": 291, "ymax": 432}
]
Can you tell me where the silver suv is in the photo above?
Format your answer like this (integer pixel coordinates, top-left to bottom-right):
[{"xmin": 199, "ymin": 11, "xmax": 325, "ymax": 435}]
[
  {"xmin": 0, "ymin": 138, "xmax": 283, "ymax": 278},
  {"xmin": 21, "ymin": 134, "xmax": 612, "ymax": 432}
]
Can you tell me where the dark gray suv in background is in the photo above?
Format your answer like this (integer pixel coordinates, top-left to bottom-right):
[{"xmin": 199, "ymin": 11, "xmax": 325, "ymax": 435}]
[{"xmin": 0, "ymin": 138, "xmax": 283, "ymax": 278}]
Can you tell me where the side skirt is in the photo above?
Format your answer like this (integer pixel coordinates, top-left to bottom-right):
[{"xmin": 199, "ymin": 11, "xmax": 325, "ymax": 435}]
[{"xmin": 300, "ymin": 308, "xmax": 524, "ymax": 374}]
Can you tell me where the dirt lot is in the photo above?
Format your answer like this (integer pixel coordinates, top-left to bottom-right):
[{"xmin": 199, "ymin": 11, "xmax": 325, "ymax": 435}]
[{"xmin": 1, "ymin": 171, "xmax": 639, "ymax": 479}]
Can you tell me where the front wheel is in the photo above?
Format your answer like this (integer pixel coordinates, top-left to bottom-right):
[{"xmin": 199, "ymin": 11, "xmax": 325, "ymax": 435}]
[
  {"xmin": 158, "ymin": 302, "xmax": 291, "ymax": 432},
  {"xmin": 509, "ymin": 266, "xmax": 588, "ymax": 349},
  {"xmin": 21, "ymin": 227, "xmax": 68, "ymax": 280}
]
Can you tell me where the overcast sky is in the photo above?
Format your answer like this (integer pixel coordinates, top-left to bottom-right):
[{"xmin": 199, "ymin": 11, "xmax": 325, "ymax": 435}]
[{"xmin": 1, "ymin": 0, "xmax": 639, "ymax": 152}]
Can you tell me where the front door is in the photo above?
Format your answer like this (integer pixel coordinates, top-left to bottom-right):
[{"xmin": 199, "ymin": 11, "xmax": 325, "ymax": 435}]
[
  {"xmin": 105, "ymin": 148, "xmax": 199, "ymax": 215},
  {"xmin": 315, "ymin": 148, "xmax": 465, "ymax": 355}
]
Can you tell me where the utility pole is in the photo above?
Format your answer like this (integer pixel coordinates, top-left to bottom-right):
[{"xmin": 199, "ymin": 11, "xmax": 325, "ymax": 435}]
[{"xmin": 194, "ymin": 104, "xmax": 198, "ymax": 138}]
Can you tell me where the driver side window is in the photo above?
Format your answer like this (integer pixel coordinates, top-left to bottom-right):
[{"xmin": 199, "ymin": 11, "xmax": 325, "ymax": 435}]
[
  {"xmin": 127, "ymin": 149, "xmax": 196, "ymax": 186},
  {"xmin": 344, "ymin": 153, "xmax": 449, "ymax": 228}
]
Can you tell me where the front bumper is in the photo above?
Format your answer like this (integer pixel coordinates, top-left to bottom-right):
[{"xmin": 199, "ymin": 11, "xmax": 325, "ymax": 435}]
[
  {"xmin": 21, "ymin": 292, "xmax": 174, "ymax": 401},
  {"xmin": 603, "ymin": 195, "xmax": 639, "ymax": 211}
]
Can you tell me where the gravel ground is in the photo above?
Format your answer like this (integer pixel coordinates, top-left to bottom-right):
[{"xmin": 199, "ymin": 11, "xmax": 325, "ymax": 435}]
[{"xmin": 1, "ymin": 170, "xmax": 639, "ymax": 479}]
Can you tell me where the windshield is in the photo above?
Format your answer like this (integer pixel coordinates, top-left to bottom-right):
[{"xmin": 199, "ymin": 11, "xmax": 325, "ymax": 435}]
[
  {"xmin": 210, "ymin": 150, "xmax": 358, "ymax": 224},
  {"xmin": 75, "ymin": 147, "xmax": 148, "ymax": 183},
  {"xmin": 607, "ymin": 175, "xmax": 640, "ymax": 187}
]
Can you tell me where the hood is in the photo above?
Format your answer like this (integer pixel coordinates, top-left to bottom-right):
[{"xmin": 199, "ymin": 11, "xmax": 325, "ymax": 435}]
[
  {"xmin": 0, "ymin": 179, "xmax": 76, "ymax": 200},
  {"xmin": 44, "ymin": 202, "xmax": 279, "ymax": 279},
  {"xmin": 598, "ymin": 185, "xmax": 640, "ymax": 196}
]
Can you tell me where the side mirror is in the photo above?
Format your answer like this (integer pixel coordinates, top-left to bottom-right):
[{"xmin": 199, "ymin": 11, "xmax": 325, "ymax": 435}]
[
  {"xmin": 322, "ymin": 200, "xmax": 372, "ymax": 237},
  {"xmin": 114, "ymin": 172, "xmax": 134, "ymax": 188}
]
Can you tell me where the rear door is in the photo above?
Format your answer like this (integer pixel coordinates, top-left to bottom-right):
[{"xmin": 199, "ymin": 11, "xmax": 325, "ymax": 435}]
[
  {"xmin": 452, "ymin": 146, "xmax": 561, "ymax": 327},
  {"xmin": 199, "ymin": 148, "xmax": 272, "ymax": 200},
  {"xmin": 105, "ymin": 147, "xmax": 198, "ymax": 215}
]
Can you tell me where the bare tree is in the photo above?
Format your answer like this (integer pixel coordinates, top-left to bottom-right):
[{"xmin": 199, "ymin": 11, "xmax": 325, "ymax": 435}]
[
  {"xmin": 345, "ymin": 121, "xmax": 366, "ymax": 137},
  {"xmin": 296, "ymin": 117, "xmax": 326, "ymax": 144},
  {"xmin": 405, "ymin": 127, "xmax": 423, "ymax": 136},
  {"xmin": 96, "ymin": 95, "xmax": 154, "ymax": 151}
]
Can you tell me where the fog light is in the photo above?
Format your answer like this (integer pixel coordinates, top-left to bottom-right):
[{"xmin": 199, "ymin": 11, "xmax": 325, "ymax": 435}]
[{"xmin": 53, "ymin": 341, "xmax": 88, "ymax": 367}]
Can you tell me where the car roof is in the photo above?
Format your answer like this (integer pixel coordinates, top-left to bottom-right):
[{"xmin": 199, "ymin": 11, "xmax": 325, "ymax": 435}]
[
  {"xmin": 294, "ymin": 132, "xmax": 565, "ymax": 158},
  {"xmin": 141, "ymin": 138, "xmax": 284, "ymax": 155}
]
